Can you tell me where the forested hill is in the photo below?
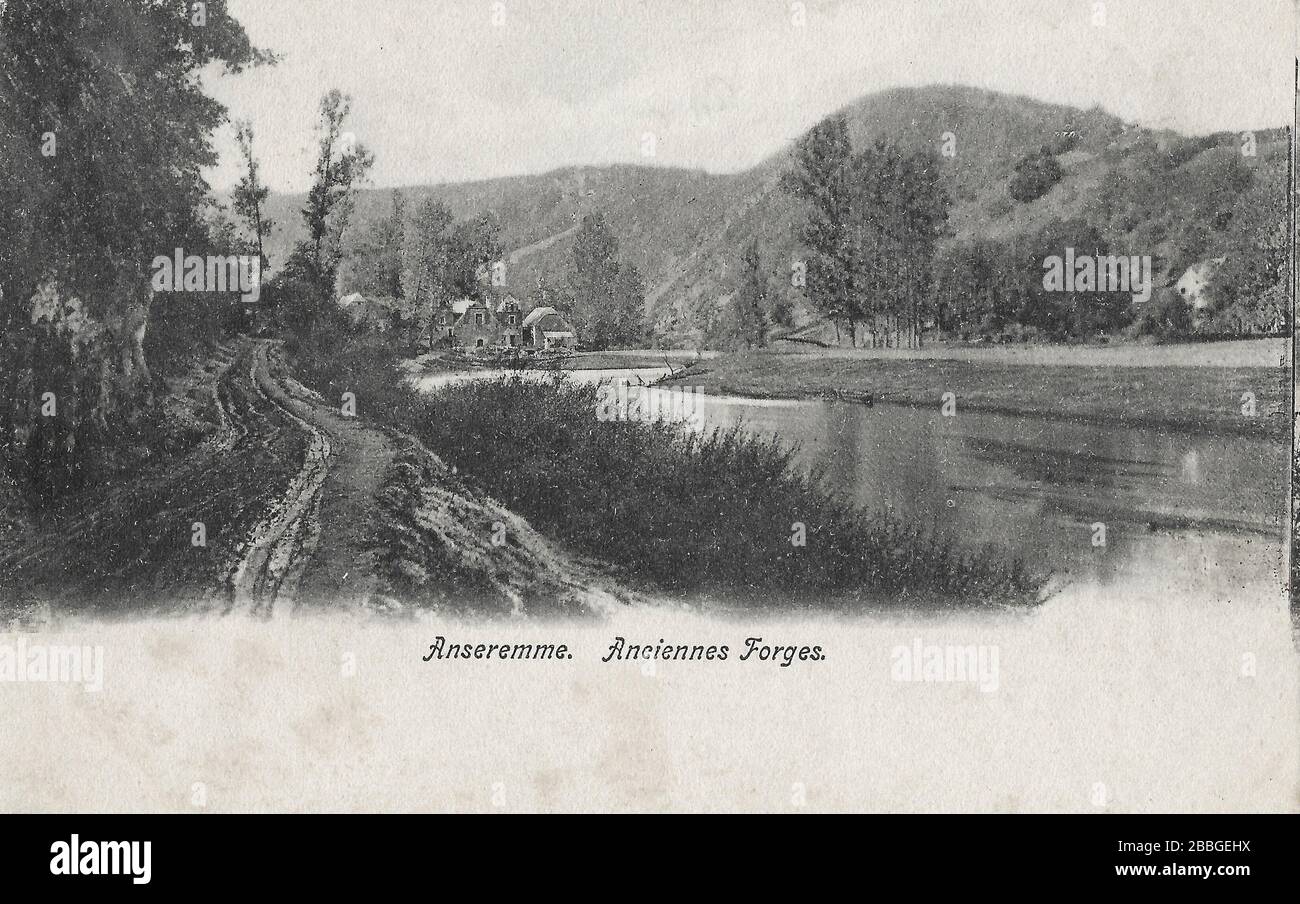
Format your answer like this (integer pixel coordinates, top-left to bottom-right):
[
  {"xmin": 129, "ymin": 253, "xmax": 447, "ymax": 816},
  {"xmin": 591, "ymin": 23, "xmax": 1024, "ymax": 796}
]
[{"xmin": 259, "ymin": 84, "xmax": 1289, "ymax": 347}]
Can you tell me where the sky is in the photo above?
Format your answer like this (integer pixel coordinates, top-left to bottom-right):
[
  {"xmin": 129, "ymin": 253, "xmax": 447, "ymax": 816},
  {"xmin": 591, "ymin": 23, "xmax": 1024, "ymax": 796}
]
[{"xmin": 203, "ymin": 0, "xmax": 1297, "ymax": 193}]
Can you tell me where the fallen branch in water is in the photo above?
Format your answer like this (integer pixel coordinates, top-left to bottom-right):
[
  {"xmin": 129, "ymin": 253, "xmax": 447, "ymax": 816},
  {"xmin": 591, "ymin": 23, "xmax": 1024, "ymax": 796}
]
[{"xmin": 651, "ymin": 366, "xmax": 711, "ymax": 386}]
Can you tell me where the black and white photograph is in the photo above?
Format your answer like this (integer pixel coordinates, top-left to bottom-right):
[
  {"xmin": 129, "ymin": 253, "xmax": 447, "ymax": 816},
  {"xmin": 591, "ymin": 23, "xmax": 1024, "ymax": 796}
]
[{"xmin": 0, "ymin": 0, "xmax": 1295, "ymax": 834}]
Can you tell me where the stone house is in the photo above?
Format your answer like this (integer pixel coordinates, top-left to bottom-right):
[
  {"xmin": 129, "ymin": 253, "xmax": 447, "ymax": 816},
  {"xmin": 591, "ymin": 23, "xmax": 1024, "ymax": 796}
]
[
  {"xmin": 440, "ymin": 291, "xmax": 524, "ymax": 349},
  {"xmin": 521, "ymin": 306, "xmax": 578, "ymax": 349}
]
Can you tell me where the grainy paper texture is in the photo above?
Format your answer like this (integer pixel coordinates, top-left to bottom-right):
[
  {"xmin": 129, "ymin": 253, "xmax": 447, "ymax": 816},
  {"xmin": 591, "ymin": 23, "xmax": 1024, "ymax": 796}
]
[{"xmin": 0, "ymin": 0, "xmax": 1295, "ymax": 812}]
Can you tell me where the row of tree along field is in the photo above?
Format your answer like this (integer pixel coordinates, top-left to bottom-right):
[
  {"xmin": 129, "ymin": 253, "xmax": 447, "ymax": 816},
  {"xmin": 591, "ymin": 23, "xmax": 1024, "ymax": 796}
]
[
  {"xmin": 777, "ymin": 114, "xmax": 950, "ymax": 350},
  {"xmin": 710, "ymin": 114, "xmax": 1289, "ymax": 351},
  {"xmin": 320, "ymin": 108, "xmax": 1291, "ymax": 355},
  {"xmin": 241, "ymin": 96, "xmax": 1291, "ymax": 358},
  {"xmin": 333, "ymin": 109, "xmax": 1290, "ymax": 353}
]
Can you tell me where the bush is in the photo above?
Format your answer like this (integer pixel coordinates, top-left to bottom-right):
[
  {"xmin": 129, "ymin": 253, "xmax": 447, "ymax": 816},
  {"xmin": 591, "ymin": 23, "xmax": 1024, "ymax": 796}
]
[
  {"xmin": 1131, "ymin": 287, "xmax": 1193, "ymax": 339},
  {"xmin": 1008, "ymin": 148, "xmax": 1063, "ymax": 202},
  {"xmin": 415, "ymin": 375, "xmax": 1039, "ymax": 604},
  {"xmin": 1160, "ymin": 135, "xmax": 1218, "ymax": 170}
]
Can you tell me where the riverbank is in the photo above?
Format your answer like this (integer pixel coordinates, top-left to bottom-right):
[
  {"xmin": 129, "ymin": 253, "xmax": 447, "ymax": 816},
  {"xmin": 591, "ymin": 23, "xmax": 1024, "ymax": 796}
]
[
  {"xmin": 409, "ymin": 373, "xmax": 1040, "ymax": 606},
  {"xmin": 289, "ymin": 330, "xmax": 1041, "ymax": 609},
  {"xmin": 662, "ymin": 345, "xmax": 1290, "ymax": 439},
  {"xmin": 565, "ymin": 349, "xmax": 718, "ymax": 370}
]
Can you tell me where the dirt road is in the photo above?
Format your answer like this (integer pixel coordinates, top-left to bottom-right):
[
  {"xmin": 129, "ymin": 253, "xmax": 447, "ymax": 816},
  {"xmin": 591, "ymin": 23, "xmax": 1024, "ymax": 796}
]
[{"xmin": 1, "ymin": 337, "xmax": 627, "ymax": 621}]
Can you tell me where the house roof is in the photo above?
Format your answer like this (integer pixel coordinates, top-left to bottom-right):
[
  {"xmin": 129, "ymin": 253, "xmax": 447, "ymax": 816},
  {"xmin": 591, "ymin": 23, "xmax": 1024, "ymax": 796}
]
[
  {"xmin": 521, "ymin": 306, "xmax": 560, "ymax": 329},
  {"xmin": 536, "ymin": 316, "xmax": 573, "ymax": 334},
  {"xmin": 339, "ymin": 292, "xmax": 365, "ymax": 307},
  {"xmin": 450, "ymin": 295, "xmax": 518, "ymax": 316},
  {"xmin": 451, "ymin": 298, "xmax": 490, "ymax": 316}
]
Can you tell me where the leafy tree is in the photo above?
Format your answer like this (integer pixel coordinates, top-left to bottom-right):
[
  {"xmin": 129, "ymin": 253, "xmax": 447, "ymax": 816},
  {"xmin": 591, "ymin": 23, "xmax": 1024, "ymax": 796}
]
[
  {"xmin": 445, "ymin": 213, "xmax": 504, "ymax": 299},
  {"xmin": 784, "ymin": 120, "xmax": 949, "ymax": 347},
  {"xmin": 529, "ymin": 272, "xmax": 565, "ymax": 313},
  {"xmin": 398, "ymin": 198, "xmax": 455, "ymax": 348},
  {"xmin": 1133, "ymin": 287, "xmax": 1193, "ymax": 339},
  {"xmin": 569, "ymin": 212, "xmax": 644, "ymax": 349},
  {"xmin": 342, "ymin": 189, "xmax": 405, "ymax": 300},
  {"xmin": 852, "ymin": 141, "xmax": 949, "ymax": 346},
  {"xmin": 780, "ymin": 114, "xmax": 858, "ymax": 337},
  {"xmin": 1206, "ymin": 156, "xmax": 1288, "ymax": 334},
  {"xmin": 768, "ymin": 292, "xmax": 795, "ymax": 329},
  {"xmin": 231, "ymin": 119, "xmax": 274, "ymax": 267},
  {"xmin": 934, "ymin": 239, "xmax": 1009, "ymax": 337},
  {"xmin": 0, "ymin": 0, "xmax": 269, "ymax": 493},
  {"xmin": 400, "ymin": 198, "xmax": 452, "ymax": 306},
  {"xmin": 611, "ymin": 262, "xmax": 647, "ymax": 347},
  {"xmin": 1020, "ymin": 219, "xmax": 1131, "ymax": 339},
  {"xmin": 294, "ymin": 89, "xmax": 374, "ymax": 295},
  {"xmin": 731, "ymin": 239, "xmax": 769, "ymax": 348}
]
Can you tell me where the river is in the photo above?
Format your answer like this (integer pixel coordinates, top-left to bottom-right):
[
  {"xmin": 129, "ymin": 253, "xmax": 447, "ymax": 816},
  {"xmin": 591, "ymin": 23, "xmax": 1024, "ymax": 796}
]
[{"xmin": 414, "ymin": 366, "xmax": 1288, "ymax": 605}]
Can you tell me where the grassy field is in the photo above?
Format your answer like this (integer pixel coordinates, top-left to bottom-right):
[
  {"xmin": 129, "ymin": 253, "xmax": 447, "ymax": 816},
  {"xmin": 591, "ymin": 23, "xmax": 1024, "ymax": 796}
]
[
  {"xmin": 664, "ymin": 345, "xmax": 1290, "ymax": 439},
  {"xmin": 769, "ymin": 337, "xmax": 1289, "ymax": 369}
]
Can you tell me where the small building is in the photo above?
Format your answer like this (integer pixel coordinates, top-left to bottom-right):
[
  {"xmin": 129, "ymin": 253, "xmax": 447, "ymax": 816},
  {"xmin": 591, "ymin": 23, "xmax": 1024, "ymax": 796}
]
[
  {"xmin": 521, "ymin": 306, "xmax": 578, "ymax": 350},
  {"xmin": 493, "ymin": 293, "xmax": 523, "ymax": 347},
  {"xmin": 430, "ymin": 305, "xmax": 458, "ymax": 347},
  {"xmin": 1174, "ymin": 258, "xmax": 1225, "ymax": 312},
  {"xmin": 342, "ymin": 286, "xmax": 576, "ymax": 351},
  {"xmin": 446, "ymin": 292, "xmax": 524, "ymax": 349}
]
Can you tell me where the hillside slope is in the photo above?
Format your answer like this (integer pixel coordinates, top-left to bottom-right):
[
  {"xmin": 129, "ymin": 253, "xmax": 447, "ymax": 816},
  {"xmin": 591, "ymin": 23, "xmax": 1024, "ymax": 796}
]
[{"xmin": 258, "ymin": 84, "xmax": 1288, "ymax": 347}]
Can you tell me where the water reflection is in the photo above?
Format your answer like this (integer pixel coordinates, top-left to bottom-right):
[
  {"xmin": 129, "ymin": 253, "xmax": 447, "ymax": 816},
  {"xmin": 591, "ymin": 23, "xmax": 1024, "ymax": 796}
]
[
  {"xmin": 690, "ymin": 395, "xmax": 1285, "ymax": 601},
  {"xmin": 414, "ymin": 364, "xmax": 1286, "ymax": 602}
]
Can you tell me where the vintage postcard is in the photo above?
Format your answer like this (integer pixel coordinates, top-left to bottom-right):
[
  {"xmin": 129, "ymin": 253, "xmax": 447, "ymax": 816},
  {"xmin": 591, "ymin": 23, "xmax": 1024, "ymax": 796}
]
[{"xmin": 0, "ymin": 0, "xmax": 1295, "ymax": 819}]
